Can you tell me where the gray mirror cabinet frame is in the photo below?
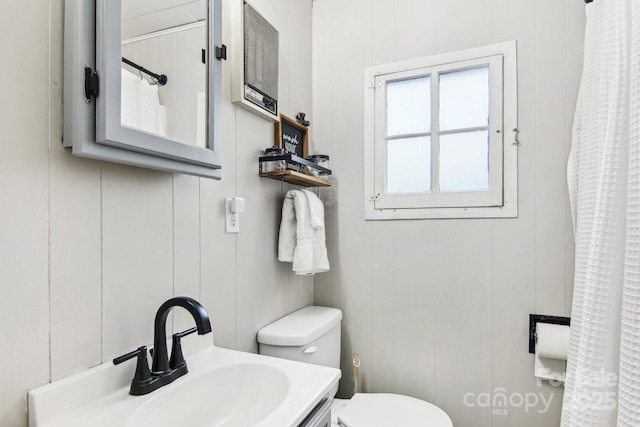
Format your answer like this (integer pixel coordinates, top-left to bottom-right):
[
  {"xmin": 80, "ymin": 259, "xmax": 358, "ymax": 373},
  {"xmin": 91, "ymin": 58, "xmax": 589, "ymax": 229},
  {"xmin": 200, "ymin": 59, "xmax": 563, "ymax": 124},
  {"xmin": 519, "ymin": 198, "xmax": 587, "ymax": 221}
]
[{"xmin": 63, "ymin": 0, "xmax": 223, "ymax": 179}]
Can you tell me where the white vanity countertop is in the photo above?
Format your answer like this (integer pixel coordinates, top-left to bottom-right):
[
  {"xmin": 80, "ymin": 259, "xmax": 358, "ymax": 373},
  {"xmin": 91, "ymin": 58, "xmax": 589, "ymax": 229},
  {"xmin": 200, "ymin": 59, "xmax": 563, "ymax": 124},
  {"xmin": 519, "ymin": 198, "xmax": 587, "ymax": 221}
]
[{"xmin": 28, "ymin": 346, "xmax": 341, "ymax": 427}]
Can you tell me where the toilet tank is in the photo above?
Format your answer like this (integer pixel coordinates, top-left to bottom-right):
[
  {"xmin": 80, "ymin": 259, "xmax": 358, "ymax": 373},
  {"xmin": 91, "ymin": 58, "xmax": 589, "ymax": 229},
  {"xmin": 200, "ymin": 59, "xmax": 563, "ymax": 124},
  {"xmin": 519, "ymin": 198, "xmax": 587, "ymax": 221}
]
[{"xmin": 257, "ymin": 306, "xmax": 342, "ymax": 369}]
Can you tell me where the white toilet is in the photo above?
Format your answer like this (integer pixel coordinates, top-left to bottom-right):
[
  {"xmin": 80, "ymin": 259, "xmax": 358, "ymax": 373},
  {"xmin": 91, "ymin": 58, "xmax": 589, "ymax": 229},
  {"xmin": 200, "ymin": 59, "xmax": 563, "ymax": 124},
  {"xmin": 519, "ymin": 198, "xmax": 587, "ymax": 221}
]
[{"xmin": 257, "ymin": 306, "xmax": 453, "ymax": 427}]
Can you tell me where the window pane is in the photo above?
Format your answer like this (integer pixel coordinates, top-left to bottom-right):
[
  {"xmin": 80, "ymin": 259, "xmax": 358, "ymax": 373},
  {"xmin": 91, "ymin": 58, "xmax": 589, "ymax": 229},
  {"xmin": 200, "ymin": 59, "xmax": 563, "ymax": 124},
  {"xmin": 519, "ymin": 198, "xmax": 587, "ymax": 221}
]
[
  {"xmin": 387, "ymin": 136, "xmax": 431, "ymax": 193},
  {"xmin": 439, "ymin": 131, "xmax": 489, "ymax": 191},
  {"xmin": 440, "ymin": 67, "xmax": 489, "ymax": 131},
  {"xmin": 387, "ymin": 76, "xmax": 431, "ymax": 136}
]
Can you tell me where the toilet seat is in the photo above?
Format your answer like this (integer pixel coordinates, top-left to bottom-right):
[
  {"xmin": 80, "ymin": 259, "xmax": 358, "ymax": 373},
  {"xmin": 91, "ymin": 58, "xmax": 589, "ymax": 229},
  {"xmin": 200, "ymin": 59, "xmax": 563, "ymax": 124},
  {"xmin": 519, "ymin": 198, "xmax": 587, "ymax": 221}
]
[{"xmin": 337, "ymin": 393, "xmax": 453, "ymax": 427}]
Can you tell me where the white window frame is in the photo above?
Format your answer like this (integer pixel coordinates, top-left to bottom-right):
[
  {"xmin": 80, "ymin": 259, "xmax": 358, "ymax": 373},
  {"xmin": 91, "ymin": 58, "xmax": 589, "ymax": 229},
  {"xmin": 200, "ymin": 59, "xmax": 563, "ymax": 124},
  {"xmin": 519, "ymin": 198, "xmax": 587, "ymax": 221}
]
[{"xmin": 364, "ymin": 41, "xmax": 518, "ymax": 220}]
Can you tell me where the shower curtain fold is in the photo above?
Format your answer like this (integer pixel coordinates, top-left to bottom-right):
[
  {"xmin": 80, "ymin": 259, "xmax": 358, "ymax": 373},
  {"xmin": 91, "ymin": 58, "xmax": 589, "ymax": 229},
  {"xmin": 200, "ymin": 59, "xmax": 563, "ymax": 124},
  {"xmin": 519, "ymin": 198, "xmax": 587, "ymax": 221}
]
[{"xmin": 563, "ymin": 0, "xmax": 640, "ymax": 426}]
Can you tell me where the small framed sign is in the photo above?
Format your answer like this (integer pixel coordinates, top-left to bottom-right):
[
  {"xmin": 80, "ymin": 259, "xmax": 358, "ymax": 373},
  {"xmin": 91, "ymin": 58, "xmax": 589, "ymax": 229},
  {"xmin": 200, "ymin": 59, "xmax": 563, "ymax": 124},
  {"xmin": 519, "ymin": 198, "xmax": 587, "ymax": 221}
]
[{"xmin": 275, "ymin": 114, "xmax": 308, "ymax": 159}]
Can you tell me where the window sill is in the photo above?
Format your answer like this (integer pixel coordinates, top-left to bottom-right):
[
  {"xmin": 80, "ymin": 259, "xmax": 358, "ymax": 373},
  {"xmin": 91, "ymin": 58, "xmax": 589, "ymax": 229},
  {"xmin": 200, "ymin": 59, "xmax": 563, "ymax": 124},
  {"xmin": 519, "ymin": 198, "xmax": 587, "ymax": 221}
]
[{"xmin": 364, "ymin": 203, "xmax": 517, "ymax": 220}]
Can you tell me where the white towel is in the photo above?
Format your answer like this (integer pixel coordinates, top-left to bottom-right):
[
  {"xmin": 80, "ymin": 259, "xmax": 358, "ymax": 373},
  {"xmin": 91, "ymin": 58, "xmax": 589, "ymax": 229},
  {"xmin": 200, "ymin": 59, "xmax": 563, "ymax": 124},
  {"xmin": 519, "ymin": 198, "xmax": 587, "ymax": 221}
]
[
  {"xmin": 303, "ymin": 189, "xmax": 325, "ymax": 229},
  {"xmin": 278, "ymin": 193, "xmax": 297, "ymax": 263},
  {"xmin": 278, "ymin": 190, "xmax": 329, "ymax": 275}
]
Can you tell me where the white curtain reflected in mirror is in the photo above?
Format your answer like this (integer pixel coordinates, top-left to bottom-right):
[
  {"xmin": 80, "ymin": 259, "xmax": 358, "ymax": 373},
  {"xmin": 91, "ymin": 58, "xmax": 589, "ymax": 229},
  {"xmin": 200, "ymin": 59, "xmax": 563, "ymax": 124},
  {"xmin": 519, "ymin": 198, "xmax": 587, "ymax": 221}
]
[
  {"xmin": 121, "ymin": 68, "xmax": 165, "ymax": 136},
  {"xmin": 121, "ymin": 0, "xmax": 207, "ymax": 148}
]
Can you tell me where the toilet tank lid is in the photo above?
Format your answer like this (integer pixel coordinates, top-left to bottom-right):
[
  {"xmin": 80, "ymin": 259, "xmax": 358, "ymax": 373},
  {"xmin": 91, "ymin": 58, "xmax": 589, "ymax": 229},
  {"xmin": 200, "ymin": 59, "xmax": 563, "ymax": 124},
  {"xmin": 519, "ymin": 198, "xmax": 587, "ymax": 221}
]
[{"xmin": 257, "ymin": 306, "xmax": 342, "ymax": 346}]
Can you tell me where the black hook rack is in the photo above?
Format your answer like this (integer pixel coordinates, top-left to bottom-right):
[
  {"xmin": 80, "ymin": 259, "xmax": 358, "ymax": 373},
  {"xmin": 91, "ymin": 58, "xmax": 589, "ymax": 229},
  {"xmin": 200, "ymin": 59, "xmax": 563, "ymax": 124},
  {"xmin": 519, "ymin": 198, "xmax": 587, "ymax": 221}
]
[{"xmin": 122, "ymin": 57, "xmax": 168, "ymax": 86}]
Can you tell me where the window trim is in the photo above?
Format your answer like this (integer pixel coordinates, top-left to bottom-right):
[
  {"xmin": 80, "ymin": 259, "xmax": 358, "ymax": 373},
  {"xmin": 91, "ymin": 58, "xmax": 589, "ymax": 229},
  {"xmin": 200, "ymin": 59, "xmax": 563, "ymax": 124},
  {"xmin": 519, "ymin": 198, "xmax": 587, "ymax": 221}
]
[
  {"xmin": 364, "ymin": 41, "xmax": 518, "ymax": 220},
  {"xmin": 374, "ymin": 57, "xmax": 503, "ymax": 209}
]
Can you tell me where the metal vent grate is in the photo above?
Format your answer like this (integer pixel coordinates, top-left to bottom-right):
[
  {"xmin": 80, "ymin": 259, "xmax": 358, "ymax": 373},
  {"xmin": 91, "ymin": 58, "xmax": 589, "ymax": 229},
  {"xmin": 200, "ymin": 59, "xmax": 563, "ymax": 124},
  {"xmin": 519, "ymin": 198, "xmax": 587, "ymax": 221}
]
[{"xmin": 243, "ymin": 2, "xmax": 279, "ymax": 100}]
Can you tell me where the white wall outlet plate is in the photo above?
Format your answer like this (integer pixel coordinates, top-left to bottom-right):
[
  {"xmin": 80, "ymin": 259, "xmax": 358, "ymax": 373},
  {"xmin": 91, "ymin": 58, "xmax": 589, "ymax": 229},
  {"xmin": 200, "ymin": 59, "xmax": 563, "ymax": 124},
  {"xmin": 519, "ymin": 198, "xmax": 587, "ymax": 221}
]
[{"xmin": 225, "ymin": 198, "xmax": 240, "ymax": 233}]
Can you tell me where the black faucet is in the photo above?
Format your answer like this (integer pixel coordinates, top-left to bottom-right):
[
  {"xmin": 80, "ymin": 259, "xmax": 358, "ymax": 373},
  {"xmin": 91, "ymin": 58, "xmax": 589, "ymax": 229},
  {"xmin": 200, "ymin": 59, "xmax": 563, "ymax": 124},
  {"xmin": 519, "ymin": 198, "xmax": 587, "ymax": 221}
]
[{"xmin": 113, "ymin": 297, "xmax": 212, "ymax": 395}]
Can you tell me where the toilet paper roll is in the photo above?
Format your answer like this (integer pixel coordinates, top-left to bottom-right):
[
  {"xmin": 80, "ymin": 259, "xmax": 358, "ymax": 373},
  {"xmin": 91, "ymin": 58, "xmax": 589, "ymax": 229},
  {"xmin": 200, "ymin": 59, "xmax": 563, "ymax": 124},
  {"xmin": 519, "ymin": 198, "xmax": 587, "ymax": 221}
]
[
  {"xmin": 534, "ymin": 323, "xmax": 569, "ymax": 382},
  {"xmin": 536, "ymin": 323, "xmax": 569, "ymax": 360}
]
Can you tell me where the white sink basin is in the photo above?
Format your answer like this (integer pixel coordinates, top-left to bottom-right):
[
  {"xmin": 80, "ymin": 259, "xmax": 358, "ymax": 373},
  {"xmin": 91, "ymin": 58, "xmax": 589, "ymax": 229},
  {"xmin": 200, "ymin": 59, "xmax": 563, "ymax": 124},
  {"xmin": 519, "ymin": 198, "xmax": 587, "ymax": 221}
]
[
  {"xmin": 29, "ymin": 346, "xmax": 340, "ymax": 427},
  {"xmin": 127, "ymin": 363, "xmax": 289, "ymax": 427}
]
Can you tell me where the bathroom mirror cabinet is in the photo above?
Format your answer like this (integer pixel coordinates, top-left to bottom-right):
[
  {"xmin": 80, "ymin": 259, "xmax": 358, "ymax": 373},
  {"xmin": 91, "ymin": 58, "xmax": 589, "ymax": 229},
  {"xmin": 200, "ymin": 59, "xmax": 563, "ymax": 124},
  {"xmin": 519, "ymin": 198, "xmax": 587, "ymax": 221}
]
[{"xmin": 63, "ymin": 0, "xmax": 223, "ymax": 179}]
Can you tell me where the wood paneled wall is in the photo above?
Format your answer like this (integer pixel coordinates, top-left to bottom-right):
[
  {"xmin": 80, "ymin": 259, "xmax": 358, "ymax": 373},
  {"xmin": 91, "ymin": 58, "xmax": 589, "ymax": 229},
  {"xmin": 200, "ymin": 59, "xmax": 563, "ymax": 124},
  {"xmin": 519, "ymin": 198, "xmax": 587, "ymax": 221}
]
[
  {"xmin": 0, "ymin": 0, "xmax": 313, "ymax": 425},
  {"xmin": 312, "ymin": 1, "xmax": 585, "ymax": 426}
]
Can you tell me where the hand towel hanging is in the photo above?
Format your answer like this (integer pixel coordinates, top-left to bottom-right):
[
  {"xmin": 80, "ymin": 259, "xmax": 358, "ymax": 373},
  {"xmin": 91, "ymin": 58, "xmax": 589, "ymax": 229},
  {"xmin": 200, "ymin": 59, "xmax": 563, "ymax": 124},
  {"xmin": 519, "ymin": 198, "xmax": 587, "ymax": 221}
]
[{"xmin": 278, "ymin": 189, "xmax": 329, "ymax": 275}]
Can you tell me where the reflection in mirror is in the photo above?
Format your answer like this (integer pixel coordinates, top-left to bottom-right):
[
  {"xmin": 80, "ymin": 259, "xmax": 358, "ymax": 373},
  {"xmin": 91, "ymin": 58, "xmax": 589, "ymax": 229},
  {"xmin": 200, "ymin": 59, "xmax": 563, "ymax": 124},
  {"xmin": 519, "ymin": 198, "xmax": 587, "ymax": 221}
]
[{"xmin": 120, "ymin": 0, "xmax": 207, "ymax": 148}]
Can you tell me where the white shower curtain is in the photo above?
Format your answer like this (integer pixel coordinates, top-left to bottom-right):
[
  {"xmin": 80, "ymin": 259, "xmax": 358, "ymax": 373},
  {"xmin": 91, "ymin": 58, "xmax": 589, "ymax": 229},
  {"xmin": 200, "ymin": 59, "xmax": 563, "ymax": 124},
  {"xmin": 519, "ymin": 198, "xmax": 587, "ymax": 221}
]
[
  {"xmin": 563, "ymin": 0, "xmax": 640, "ymax": 426},
  {"xmin": 121, "ymin": 68, "xmax": 166, "ymax": 136}
]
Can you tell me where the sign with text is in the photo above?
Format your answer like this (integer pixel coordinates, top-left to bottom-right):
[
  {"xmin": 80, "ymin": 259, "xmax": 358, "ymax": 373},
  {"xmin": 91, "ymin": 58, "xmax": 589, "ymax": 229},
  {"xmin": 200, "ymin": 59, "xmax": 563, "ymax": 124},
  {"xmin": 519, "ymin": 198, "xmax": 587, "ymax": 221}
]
[{"xmin": 275, "ymin": 114, "xmax": 308, "ymax": 159}]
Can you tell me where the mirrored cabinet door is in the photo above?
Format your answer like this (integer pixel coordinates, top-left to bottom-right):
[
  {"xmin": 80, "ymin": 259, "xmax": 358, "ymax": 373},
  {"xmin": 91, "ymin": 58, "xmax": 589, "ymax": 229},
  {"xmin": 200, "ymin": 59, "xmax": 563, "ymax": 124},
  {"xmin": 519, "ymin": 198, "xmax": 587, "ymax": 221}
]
[{"xmin": 63, "ymin": 0, "xmax": 223, "ymax": 179}]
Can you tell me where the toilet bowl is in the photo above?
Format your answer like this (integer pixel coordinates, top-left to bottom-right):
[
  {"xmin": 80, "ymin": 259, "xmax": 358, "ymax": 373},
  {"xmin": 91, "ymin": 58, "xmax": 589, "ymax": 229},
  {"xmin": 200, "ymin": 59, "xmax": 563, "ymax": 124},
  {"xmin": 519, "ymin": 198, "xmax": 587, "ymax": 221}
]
[{"xmin": 257, "ymin": 306, "xmax": 453, "ymax": 427}]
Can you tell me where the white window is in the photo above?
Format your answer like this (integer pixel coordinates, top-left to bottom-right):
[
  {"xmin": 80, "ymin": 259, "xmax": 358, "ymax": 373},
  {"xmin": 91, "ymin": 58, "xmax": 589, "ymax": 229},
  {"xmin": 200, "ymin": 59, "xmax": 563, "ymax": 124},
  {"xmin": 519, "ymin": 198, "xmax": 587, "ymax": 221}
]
[{"xmin": 364, "ymin": 42, "xmax": 518, "ymax": 219}]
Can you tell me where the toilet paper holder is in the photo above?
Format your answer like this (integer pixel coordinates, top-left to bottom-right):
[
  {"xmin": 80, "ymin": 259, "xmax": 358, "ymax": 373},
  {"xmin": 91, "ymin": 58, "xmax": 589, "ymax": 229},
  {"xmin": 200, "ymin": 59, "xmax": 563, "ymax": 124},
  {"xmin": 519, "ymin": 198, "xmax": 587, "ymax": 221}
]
[{"xmin": 528, "ymin": 314, "xmax": 570, "ymax": 354}]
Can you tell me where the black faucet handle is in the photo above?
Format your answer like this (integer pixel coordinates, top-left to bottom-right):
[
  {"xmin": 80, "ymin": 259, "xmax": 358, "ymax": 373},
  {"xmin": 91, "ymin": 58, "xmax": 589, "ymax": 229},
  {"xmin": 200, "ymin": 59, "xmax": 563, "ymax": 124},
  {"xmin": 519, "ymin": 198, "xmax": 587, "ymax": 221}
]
[
  {"xmin": 113, "ymin": 346, "xmax": 147, "ymax": 365},
  {"xmin": 169, "ymin": 327, "xmax": 197, "ymax": 370},
  {"xmin": 113, "ymin": 346, "xmax": 154, "ymax": 392}
]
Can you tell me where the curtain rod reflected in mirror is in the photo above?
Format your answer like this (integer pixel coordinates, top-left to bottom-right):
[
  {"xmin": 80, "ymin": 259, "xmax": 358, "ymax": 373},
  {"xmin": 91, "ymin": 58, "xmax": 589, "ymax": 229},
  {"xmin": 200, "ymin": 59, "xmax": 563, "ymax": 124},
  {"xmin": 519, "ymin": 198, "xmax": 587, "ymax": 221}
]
[{"xmin": 122, "ymin": 57, "xmax": 167, "ymax": 86}]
